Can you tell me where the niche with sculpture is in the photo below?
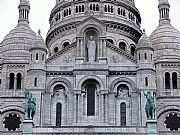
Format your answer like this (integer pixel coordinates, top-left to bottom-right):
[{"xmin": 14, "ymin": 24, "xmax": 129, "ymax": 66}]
[{"xmin": 85, "ymin": 28, "xmax": 99, "ymax": 62}]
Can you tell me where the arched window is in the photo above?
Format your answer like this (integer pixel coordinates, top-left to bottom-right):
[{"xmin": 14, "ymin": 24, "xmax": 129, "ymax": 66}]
[
  {"xmin": 151, "ymin": 54, "xmax": 153, "ymax": 60},
  {"xmin": 145, "ymin": 77, "xmax": 148, "ymax": 86},
  {"xmin": 172, "ymin": 72, "xmax": 177, "ymax": 89},
  {"xmin": 139, "ymin": 53, "xmax": 141, "ymax": 60},
  {"xmin": 42, "ymin": 54, "xmax": 44, "ymax": 61},
  {"xmin": 96, "ymin": 4, "xmax": 99, "ymax": 11},
  {"xmin": 86, "ymin": 84, "xmax": 96, "ymax": 116},
  {"xmin": 36, "ymin": 53, "xmax": 38, "ymax": 60},
  {"xmin": 104, "ymin": 5, "xmax": 107, "ymax": 12},
  {"xmin": 56, "ymin": 102, "xmax": 62, "ymax": 126},
  {"xmin": 82, "ymin": 5, "xmax": 84, "ymax": 12},
  {"xmin": 111, "ymin": 6, "xmax": 113, "ymax": 13},
  {"xmin": 130, "ymin": 46, "xmax": 135, "ymax": 56},
  {"xmin": 34, "ymin": 78, "xmax": 37, "ymax": 87},
  {"xmin": 54, "ymin": 46, "xmax": 59, "ymax": 53},
  {"xmin": 108, "ymin": 5, "xmax": 110, "ymax": 12},
  {"xmin": 93, "ymin": 4, "xmax": 96, "ymax": 11},
  {"xmin": 9, "ymin": 73, "xmax": 15, "ymax": 89},
  {"xmin": 107, "ymin": 39, "xmax": 114, "ymax": 44},
  {"xmin": 90, "ymin": 4, "xmax": 92, "ymax": 10},
  {"xmin": 165, "ymin": 72, "xmax": 170, "ymax": 89},
  {"xmin": 62, "ymin": 42, "xmax": 70, "ymax": 48},
  {"xmin": 119, "ymin": 42, "xmax": 126, "ymax": 51},
  {"xmin": 79, "ymin": 6, "xmax": 81, "ymax": 12},
  {"xmin": 145, "ymin": 53, "xmax": 147, "ymax": 60},
  {"xmin": 31, "ymin": 54, "xmax": 32, "ymax": 61},
  {"xmin": 120, "ymin": 102, "xmax": 126, "ymax": 126},
  {"xmin": 16, "ymin": 73, "xmax": 22, "ymax": 89},
  {"xmin": 76, "ymin": 6, "xmax": 78, "ymax": 13}
]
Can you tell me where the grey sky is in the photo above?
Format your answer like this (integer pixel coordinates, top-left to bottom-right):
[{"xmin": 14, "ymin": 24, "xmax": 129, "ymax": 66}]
[{"xmin": 0, "ymin": 0, "xmax": 180, "ymax": 42}]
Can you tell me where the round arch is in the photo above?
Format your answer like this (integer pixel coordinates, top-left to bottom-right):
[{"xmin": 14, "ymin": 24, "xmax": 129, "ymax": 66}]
[
  {"xmin": 1, "ymin": 105, "xmax": 25, "ymax": 114},
  {"xmin": 77, "ymin": 23, "xmax": 105, "ymax": 37},
  {"xmin": 157, "ymin": 105, "xmax": 180, "ymax": 119},
  {"xmin": 107, "ymin": 36, "xmax": 116, "ymax": 45},
  {"xmin": 77, "ymin": 75, "xmax": 105, "ymax": 90},
  {"xmin": 61, "ymin": 39, "xmax": 71, "ymax": 48},
  {"xmin": 46, "ymin": 77, "xmax": 72, "ymax": 92},
  {"xmin": 110, "ymin": 77, "xmax": 136, "ymax": 93}
]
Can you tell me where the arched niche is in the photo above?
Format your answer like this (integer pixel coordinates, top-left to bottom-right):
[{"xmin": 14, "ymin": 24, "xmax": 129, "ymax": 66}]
[
  {"xmin": 46, "ymin": 77, "xmax": 72, "ymax": 92},
  {"xmin": 76, "ymin": 17, "xmax": 105, "ymax": 37},
  {"xmin": 84, "ymin": 28, "xmax": 99, "ymax": 62},
  {"xmin": 77, "ymin": 75, "xmax": 105, "ymax": 90},
  {"xmin": 110, "ymin": 77, "xmax": 135, "ymax": 94}
]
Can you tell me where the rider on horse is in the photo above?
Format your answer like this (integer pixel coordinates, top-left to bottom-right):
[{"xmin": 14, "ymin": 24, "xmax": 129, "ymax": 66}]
[
  {"xmin": 144, "ymin": 91, "xmax": 155, "ymax": 120},
  {"xmin": 25, "ymin": 91, "xmax": 36, "ymax": 120}
]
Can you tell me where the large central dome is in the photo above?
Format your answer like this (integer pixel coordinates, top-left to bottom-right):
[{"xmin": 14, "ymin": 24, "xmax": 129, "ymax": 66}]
[{"xmin": 46, "ymin": 0, "xmax": 142, "ymax": 55}]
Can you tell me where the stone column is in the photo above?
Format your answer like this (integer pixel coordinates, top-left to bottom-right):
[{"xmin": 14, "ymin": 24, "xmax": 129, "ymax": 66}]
[
  {"xmin": 76, "ymin": 37, "xmax": 84, "ymax": 63},
  {"xmin": 14, "ymin": 77, "xmax": 17, "ymax": 89},
  {"xmin": 73, "ymin": 90, "xmax": 81, "ymax": 124},
  {"xmin": 80, "ymin": 37, "xmax": 84, "ymax": 57},
  {"xmin": 98, "ymin": 38, "xmax": 103, "ymax": 57},
  {"xmin": 105, "ymin": 94, "xmax": 108, "ymax": 123},
  {"xmin": 100, "ymin": 90, "xmax": 108, "ymax": 123},
  {"xmin": 73, "ymin": 94, "xmax": 77, "ymax": 123},
  {"xmin": 170, "ymin": 76, "xmax": 173, "ymax": 95},
  {"xmin": 71, "ymin": 3, "xmax": 75, "ymax": 16},
  {"xmin": 43, "ymin": 92, "xmax": 51, "ymax": 125},
  {"xmin": 80, "ymin": 92, "xmax": 85, "ymax": 123},
  {"xmin": 7, "ymin": 76, "xmax": 9, "ymax": 90},
  {"xmin": 77, "ymin": 94, "xmax": 81, "ymax": 123},
  {"xmin": 103, "ymin": 38, "xmax": 107, "ymax": 57},
  {"xmin": 98, "ymin": 37, "xmax": 107, "ymax": 64},
  {"xmin": 131, "ymin": 92, "xmax": 139, "ymax": 126},
  {"xmin": 162, "ymin": 76, "xmax": 165, "ymax": 96},
  {"xmin": 22, "ymin": 76, "xmax": 24, "ymax": 90},
  {"xmin": 98, "ymin": 92, "xmax": 103, "ymax": 123},
  {"xmin": 76, "ymin": 38, "xmax": 80, "ymax": 57}
]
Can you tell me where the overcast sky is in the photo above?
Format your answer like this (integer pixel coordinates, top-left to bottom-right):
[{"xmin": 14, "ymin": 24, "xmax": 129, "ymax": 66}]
[{"xmin": 0, "ymin": 0, "xmax": 180, "ymax": 42}]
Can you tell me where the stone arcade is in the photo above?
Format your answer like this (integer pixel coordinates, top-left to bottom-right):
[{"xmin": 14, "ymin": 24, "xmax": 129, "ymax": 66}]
[{"xmin": 0, "ymin": 0, "xmax": 180, "ymax": 134}]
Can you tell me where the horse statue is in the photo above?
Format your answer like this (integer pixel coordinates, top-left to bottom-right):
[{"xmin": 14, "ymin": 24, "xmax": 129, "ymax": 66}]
[
  {"xmin": 25, "ymin": 91, "xmax": 36, "ymax": 120},
  {"xmin": 144, "ymin": 91, "xmax": 155, "ymax": 120}
]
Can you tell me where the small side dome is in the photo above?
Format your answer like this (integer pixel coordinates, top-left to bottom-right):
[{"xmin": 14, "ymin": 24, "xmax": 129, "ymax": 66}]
[
  {"xmin": 150, "ymin": 0, "xmax": 180, "ymax": 60},
  {"xmin": 0, "ymin": 0, "xmax": 36, "ymax": 61},
  {"xmin": 150, "ymin": 24, "xmax": 180, "ymax": 60},
  {"xmin": 1, "ymin": 25, "xmax": 36, "ymax": 61},
  {"xmin": 33, "ymin": 30, "xmax": 46, "ymax": 50},
  {"xmin": 137, "ymin": 29, "xmax": 152, "ymax": 49}
]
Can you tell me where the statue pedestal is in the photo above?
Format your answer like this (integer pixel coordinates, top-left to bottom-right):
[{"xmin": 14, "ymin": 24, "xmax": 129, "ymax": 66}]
[
  {"xmin": 22, "ymin": 119, "xmax": 34, "ymax": 135},
  {"xmin": 146, "ymin": 120, "xmax": 158, "ymax": 135}
]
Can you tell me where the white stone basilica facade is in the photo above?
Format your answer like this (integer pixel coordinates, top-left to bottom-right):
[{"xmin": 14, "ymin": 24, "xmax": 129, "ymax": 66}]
[{"xmin": 0, "ymin": 0, "xmax": 180, "ymax": 134}]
